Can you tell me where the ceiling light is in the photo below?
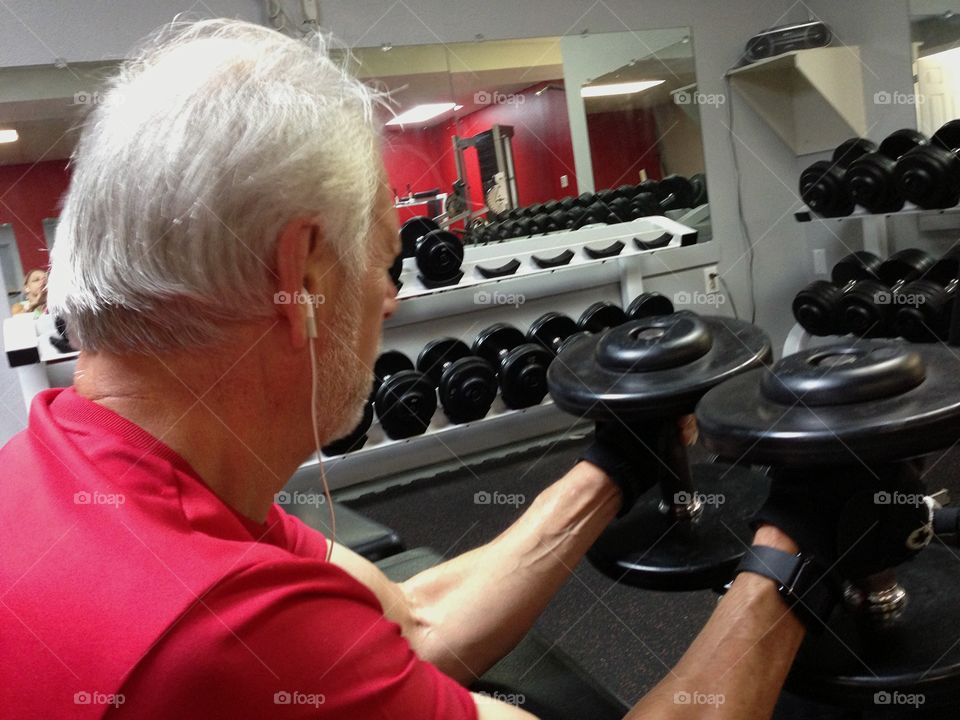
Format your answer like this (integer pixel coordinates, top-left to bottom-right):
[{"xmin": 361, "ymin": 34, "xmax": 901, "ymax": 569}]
[
  {"xmin": 454, "ymin": 104, "xmax": 464, "ymax": 111},
  {"xmin": 0, "ymin": 129, "xmax": 19, "ymax": 144},
  {"xmin": 386, "ymin": 103, "xmax": 457, "ymax": 126},
  {"xmin": 580, "ymin": 80, "xmax": 665, "ymax": 98}
]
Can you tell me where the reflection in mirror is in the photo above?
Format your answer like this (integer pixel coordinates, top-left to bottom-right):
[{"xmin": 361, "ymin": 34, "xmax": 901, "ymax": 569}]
[
  {"xmin": 575, "ymin": 29, "xmax": 703, "ymax": 189},
  {"xmin": 0, "ymin": 62, "xmax": 118, "ymax": 300},
  {"xmin": 911, "ymin": 2, "xmax": 960, "ymax": 134},
  {"xmin": 358, "ymin": 31, "xmax": 710, "ymax": 247},
  {"xmin": 338, "ymin": 45, "xmax": 458, "ymax": 229}
]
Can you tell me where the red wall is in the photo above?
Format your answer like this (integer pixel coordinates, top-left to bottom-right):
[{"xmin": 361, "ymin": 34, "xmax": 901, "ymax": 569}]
[
  {"xmin": 381, "ymin": 82, "xmax": 579, "ymax": 217},
  {"xmin": 587, "ymin": 107, "xmax": 662, "ymax": 190},
  {"xmin": 0, "ymin": 160, "xmax": 70, "ymax": 274}
]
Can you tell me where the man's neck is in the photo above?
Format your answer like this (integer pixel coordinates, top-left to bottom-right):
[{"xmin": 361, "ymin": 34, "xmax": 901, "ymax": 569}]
[{"xmin": 73, "ymin": 337, "xmax": 310, "ymax": 523}]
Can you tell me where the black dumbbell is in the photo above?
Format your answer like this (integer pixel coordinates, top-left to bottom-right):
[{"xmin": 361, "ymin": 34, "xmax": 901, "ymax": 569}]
[
  {"xmin": 400, "ymin": 216, "xmax": 440, "ymax": 258},
  {"xmin": 573, "ymin": 201, "xmax": 612, "ymax": 229},
  {"xmin": 578, "ymin": 301, "xmax": 628, "ymax": 333},
  {"xmin": 893, "ymin": 246, "xmax": 960, "ymax": 342},
  {"xmin": 322, "ymin": 400, "xmax": 374, "ymax": 456},
  {"xmin": 559, "ymin": 196, "xmax": 578, "ymax": 212},
  {"xmin": 616, "ymin": 184, "xmax": 640, "ymax": 201},
  {"xmin": 792, "ymin": 252, "xmax": 882, "ymax": 336},
  {"xmin": 417, "ymin": 339, "xmax": 498, "ymax": 424},
  {"xmin": 558, "ymin": 302, "xmax": 630, "ymax": 354},
  {"xmin": 550, "ymin": 312, "xmax": 773, "ymax": 590},
  {"xmin": 656, "ymin": 174, "xmax": 697, "ymax": 211},
  {"xmin": 597, "ymin": 188, "xmax": 618, "ymax": 205},
  {"xmin": 527, "ymin": 312, "xmax": 579, "ymax": 355},
  {"xmin": 577, "ymin": 192, "xmax": 596, "ymax": 208},
  {"xmin": 800, "ymin": 137, "xmax": 878, "ymax": 217},
  {"xmin": 373, "ymin": 351, "xmax": 437, "ymax": 439},
  {"xmin": 846, "ymin": 129, "xmax": 928, "ymax": 213},
  {"xmin": 565, "ymin": 205, "xmax": 586, "ymax": 229},
  {"xmin": 837, "ymin": 248, "xmax": 936, "ymax": 337},
  {"xmin": 629, "ymin": 192, "xmax": 661, "ymax": 219},
  {"xmin": 415, "ymin": 229, "xmax": 464, "ymax": 288},
  {"xmin": 497, "ymin": 220, "xmax": 521, "ymax": 240},
  {"xmin": 896, "ymin": 119, "xmax": 960, "ymax": 209},
  {"xmin": 626, "ymin": 292, "xmax": 675, "ymax": 320},
  {"xmin": 473, "ymin": 324, "xmax": 554, "ymax": 409},
  {"xmin": 698, "ymin": 340, "xmax": 960, "ymax": 708},
  {"xmin": 543, "ymin": 199, "xmax": 561, "ymax": 214},
  {"xmin": 607, "ymin": 196, "xmax": 634, "ymax": 223},
  {"xmin": 689, "ymin": 173, "xmax": 708, "ymax": 206}
]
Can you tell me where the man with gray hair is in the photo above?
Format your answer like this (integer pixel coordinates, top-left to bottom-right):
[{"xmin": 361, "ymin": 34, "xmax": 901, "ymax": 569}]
[{"xmin": 1, "ymin": 19, "xmax": 830, "ymax": 720}]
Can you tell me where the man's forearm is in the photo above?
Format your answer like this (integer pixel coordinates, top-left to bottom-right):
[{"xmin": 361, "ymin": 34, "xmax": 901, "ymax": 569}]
[
  {"xmin": 625, "ymin": 527, "xmax": 806, "ymax": 719},
  {"xmin": 400, "ymin": 461, "xmax": 621, "ymax": 684}
]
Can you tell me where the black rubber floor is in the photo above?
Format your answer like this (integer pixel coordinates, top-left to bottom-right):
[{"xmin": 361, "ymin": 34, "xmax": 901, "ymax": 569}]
[{"xmin": 347, "ymin": 435, "xmax": 960, "ymax": 719}]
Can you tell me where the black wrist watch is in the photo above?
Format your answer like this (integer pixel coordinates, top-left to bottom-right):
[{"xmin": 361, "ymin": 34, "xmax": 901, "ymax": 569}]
[{"xmin": 731, "ymin": 545, "xmax": 840, "ymax": 631}]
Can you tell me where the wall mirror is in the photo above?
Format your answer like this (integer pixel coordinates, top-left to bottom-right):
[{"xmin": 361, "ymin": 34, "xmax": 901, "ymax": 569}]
[
  {"xmin": 911, "ymin": 1, "xmax": 960, "ymax": 134},
  {"xmin": 350, "ymin": 27, "xmax": 710, "ymax": 244}
]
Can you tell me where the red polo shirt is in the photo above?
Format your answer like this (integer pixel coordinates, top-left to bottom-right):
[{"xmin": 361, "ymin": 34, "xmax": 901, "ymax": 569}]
[{"xmin": 0, "ymin": 388, "xmax": 476, "ymax": 719}]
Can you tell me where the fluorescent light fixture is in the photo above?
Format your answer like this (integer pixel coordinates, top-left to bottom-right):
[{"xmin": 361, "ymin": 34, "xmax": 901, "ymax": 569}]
[
  {"xmin": 580, "ymin": 80, "xmax": 665, "ymax": 98},
  {"xmin": 454, "ymin": 104, "xmax": 464, "ymax": 111},
  {"xmin": 386, "ymin": 103, "xmax": 456, "ymax": 126},
  {"xmin": 0, "ymin": 129, "xmax": 19, "ymax": 144}
]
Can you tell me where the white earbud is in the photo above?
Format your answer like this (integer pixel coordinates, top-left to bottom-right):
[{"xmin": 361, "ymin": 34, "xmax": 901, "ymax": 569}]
[{"xmin": 303, "ymin": 287, "xmax": 317, "ymax": 339}]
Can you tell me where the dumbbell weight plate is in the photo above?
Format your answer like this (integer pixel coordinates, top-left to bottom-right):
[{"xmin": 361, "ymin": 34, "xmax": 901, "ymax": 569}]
[
  {"xmin": 375, "ymin": 370, "xmax": 437, "ymax": 440},
  {"xmin": 689, "ymin": 173, "xmax": 708, "ymax": 206},
  {"xmin": 626, "ymin": 292, "xmax": 675, "ymax": 320},
  {"xmin": 374, "ymin": 350, "xmax": 414, "ymax": 394},
  {"xmin": 528, "ymin": 312, "xmax": 579, "ymax": 355},
  {"xmin": 438, "ymin": 357, "xmax": 498, "ymax": 423},
  {"xmin": 792, "ymin": 280, "xmax": 842, "ymax": 336},
  {"xmin": 698, "ymin": 341, "xmax": 960, "ymax": 465},
  {"xmin": 787, "ymin": 545, "xmax": 960, "ymax": 709},
  {"xmin": 400, "ymin": 216, "xmax": 440, "ymax": 258},
  {"xmin": 499, "ymin": 344, "xmax": 553, "ymax": 409},
  {"xmin": 416, "ymin": 229, "xmax": 464, "ymax": 284},
  {"xmin": 832, "ymin": 137, "xmax": 878, "ymax": 165},
  {"xmin": 473, "ymin": 323, "xmax": 526, "ymax": 365},
  {"xmin": 578, "ymin": 302, "xmax": 627, "ymax": 334},
  {"xmin": 657, "ymin": 175, "xmax": 696, "ymax": 211},
  {"xmin": 549, "ymin": 313, "xmax": 772, "ymax": 422},
  {"xmin": 417, "ymin": 338, "xmax": 471, "ymax": 386}
]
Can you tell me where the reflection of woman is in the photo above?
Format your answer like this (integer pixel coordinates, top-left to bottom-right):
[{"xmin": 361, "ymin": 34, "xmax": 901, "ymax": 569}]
[{"xmin": 10, "ymin": 268, "xmax": 48, "ymax": 317}]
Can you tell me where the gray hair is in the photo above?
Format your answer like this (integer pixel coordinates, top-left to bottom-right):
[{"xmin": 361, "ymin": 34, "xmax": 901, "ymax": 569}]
[{"xmin": 48, "ymin": 19, "xmax": 383, "ymax": 353}]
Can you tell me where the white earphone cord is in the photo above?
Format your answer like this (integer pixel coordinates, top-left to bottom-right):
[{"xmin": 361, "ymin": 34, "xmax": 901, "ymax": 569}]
[{"xmin": 308, "ymin": 334, "xmax": 336, "ymax": 562}]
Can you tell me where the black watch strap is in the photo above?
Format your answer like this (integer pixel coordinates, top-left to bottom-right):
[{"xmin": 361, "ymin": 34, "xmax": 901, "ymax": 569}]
[{"xmin": 735, "ymin": 546, "xmax": 839, "ymax": 631}]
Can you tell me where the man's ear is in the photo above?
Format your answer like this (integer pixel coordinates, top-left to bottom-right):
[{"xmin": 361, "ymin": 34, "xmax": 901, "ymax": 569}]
[{"xmin": 274, "ymin": 218, "xmax": 315, "ymax": 349}]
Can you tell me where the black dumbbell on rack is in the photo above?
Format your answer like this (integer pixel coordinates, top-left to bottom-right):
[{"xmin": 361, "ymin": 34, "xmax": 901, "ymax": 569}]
[
  {"xmin": 527, "ymin": 312, "xmax": 579, "ymax": 355},
  {"xmin": 895, "ymin": 119, "xmax": 960, "ymax": 209},
  {"xmin": 416, "ymin": 339, "xmax": 498, "ymax": 424},
  {"xmin": 578, "ymin": 301, "xmax": 628, "ymax": 334},
  {"xmin": 473, "ymin": 325, "xmax": 554, "ymax": 409},
  {"xmin": 836, "ymin": 248, "xmax": 935, "ymax": 337},
  {"xmin": 846, "ymin": 129, "xmax": 928, "ymax": 213},
  {"xmin": 893, "ymin": 246, "xmax": 960, "ymax": 342},
  {"xmin": 626, "ymin": 291, "xmax": 675, "ymax": 320},
  {"xmin": 399, "ymin": 216, "xmax": 465, "ymax": 288},
  {"xmin": 800, "ymin": 137, "xmax": 878, "ymax": 217},
  {"xmin": 793, "ymin": 252, "xmax": 882, "ymax": 337},
  {"xmin": 372, "ymin": 351, "xmax": 437, "ymax": 440}
]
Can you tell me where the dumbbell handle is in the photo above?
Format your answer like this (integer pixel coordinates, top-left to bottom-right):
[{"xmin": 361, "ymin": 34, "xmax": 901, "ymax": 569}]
[
  {"xmin": 934, "ymin": 506, "xmax": 960, "ymax": 540},
  {"xmin": 630, "ymin": 419, "xmax": 700, "ymax": 520}
]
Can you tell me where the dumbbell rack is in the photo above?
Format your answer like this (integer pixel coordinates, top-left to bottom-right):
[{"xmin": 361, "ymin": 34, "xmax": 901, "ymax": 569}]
[
  {"xmin": 293, "ymin": 215, "xmax": 718, "ymax": 491},
  {"xmin": 1, "ymin": 217, "xmax": 719, "ymax": 493},
  {"xmin": 785, "ymin": 203, "xmax": 960, "ymax": 356}
]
